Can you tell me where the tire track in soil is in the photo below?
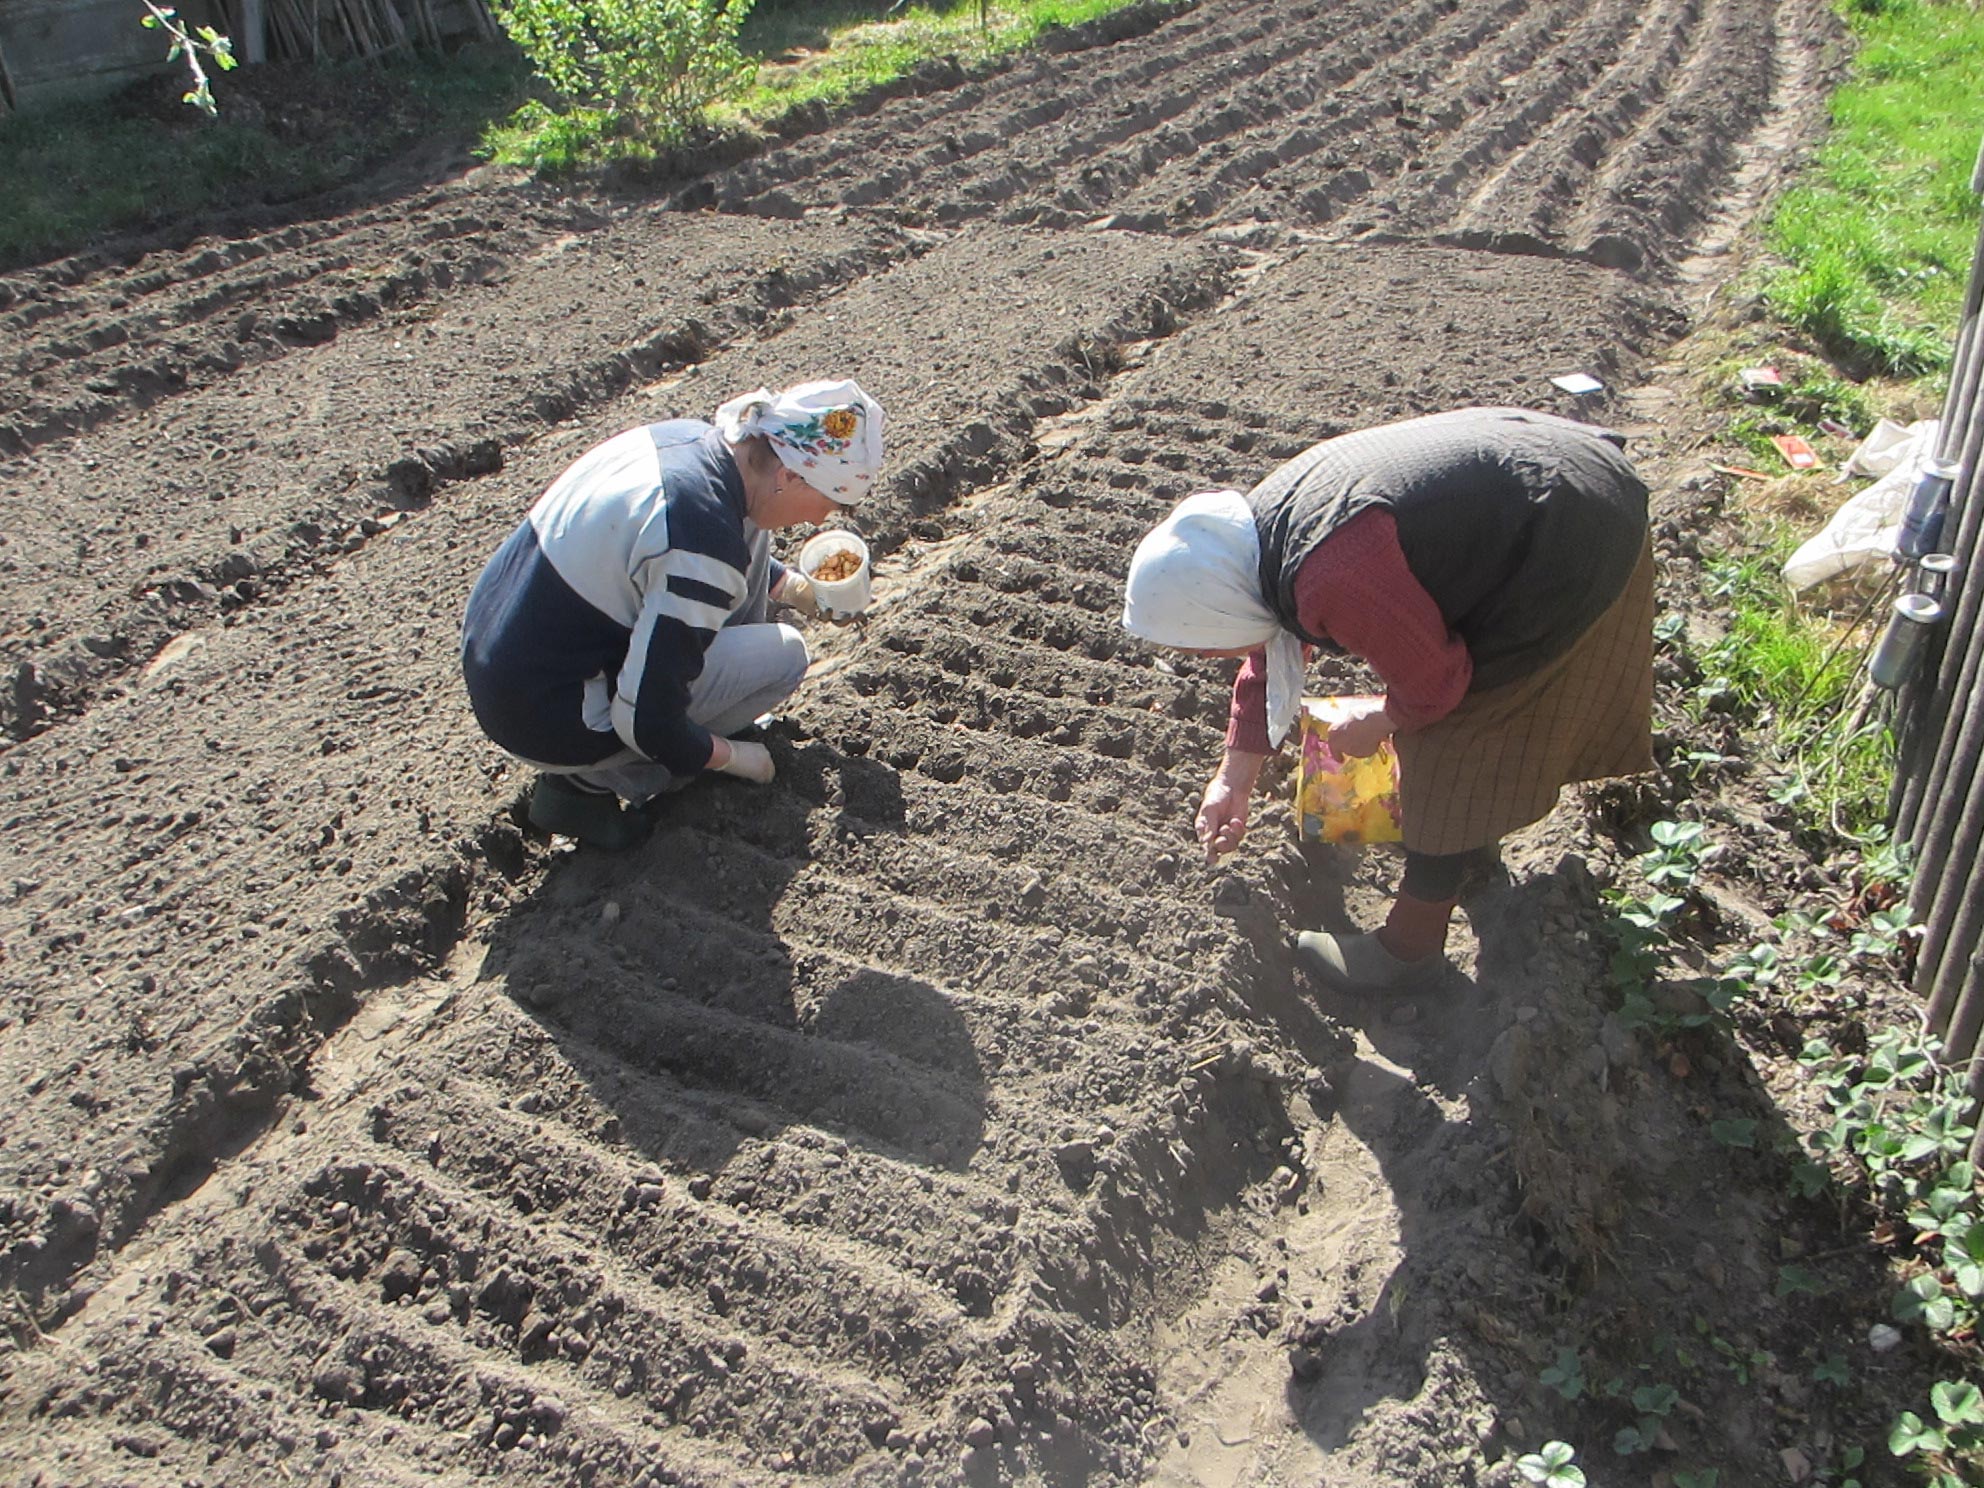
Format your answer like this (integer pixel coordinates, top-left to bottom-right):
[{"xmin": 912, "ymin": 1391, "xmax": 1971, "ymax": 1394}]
[{"xmin": 0, "ymin": 0, "xmax": 1836, "ymax": 1481}]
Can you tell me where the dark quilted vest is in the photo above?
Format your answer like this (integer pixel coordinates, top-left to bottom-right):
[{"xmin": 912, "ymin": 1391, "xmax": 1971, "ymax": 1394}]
[{"xmin": 1248, "ymin": 407, "xmax": 1648, "ymax": 693}]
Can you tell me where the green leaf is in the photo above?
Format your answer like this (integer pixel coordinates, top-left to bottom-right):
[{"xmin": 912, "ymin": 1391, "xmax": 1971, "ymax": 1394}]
[
  {"xmin": 1632, "ymin": 1383, "xmax": 1681, "ymax": 1416},
  {"xmin": 1931, "ymin": 1379, "xmax": 1984, "ymax": 1426},
  {"xmin": 1517, "ymin": 1440, "xmax": 1585, "ymax": 1486},
  {"xmin": 1539, "ymin": 1347, "xmax": 1584, "ymax": 1401},
  {"xmin": 1711, "ymin": 1118, "xmax": 1758, "ymax": 1149},
  {"xmin": 1812, "ymin": 1353, "xmax": 1849, "ymax": 1386},
  {"xmin": 1889, "ymin": 1410, "xmax": 1945, "ymax": 1456},
  {"xmin": 1893, "ymin": 1273, "xmax": 1957, "ymax": 1332},
  {"xmin": 1776, "ymin": 1264, "xmax": 1825, "ymax": 1297},
  {"xmin": 1652, "ymin": 819, "xmax": 1705, "ymax": 849}
]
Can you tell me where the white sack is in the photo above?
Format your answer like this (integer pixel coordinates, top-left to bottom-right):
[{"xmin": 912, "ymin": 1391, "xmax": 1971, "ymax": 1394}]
[{"xmin": 1783, "ymin": 419, "xmax": 1940, "ymax": 591}]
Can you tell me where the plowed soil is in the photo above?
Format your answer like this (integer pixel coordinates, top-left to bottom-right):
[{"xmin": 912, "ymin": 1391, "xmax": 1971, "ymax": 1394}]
[{"xmin": 2, "ymin": 2, "xmax": 1922, "ymax": 1485}]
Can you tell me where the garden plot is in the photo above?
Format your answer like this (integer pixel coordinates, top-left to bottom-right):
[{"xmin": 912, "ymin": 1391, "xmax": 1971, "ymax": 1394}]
[{"xmin": 0, "ymin": 0, "xmax": 1884, "ymax": 1483}]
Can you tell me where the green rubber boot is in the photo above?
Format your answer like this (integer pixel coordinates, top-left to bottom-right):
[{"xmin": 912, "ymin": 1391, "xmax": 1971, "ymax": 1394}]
[
  {"xmin": 1292, "ymin": 930, "xmax": 1446, "ymax": 996},
  {"xmin": 527, "ymin": 774, "xmax": 651, "ymax": 852}
]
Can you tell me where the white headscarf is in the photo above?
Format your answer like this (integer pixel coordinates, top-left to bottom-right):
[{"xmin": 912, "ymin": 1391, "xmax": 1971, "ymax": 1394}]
[
  {"xmin": 1122, "ymin": 489, "xmax": 1306, "ymax": 748},
  {"xmin": 714, "ymin": 378, "xmax": 886, "ymax": 504}
]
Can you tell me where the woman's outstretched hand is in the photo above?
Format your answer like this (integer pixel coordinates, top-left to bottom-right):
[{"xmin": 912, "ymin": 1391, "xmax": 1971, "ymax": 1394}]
[
  {"xmin": 1196, "ymin": 749, "xmax": 1266, "ymax": 863},
  {"xmin": 1328, "ymin": 701, "xmax": 1397, "ymax": 760}
]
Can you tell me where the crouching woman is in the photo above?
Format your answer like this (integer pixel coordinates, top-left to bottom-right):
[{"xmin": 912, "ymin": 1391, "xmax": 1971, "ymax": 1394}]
[{"xmin": 462, "ymin": 379, "xmax": 884, "ymax": 850}]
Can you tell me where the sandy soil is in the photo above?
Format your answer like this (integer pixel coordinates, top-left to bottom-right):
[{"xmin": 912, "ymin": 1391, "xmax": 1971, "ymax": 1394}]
[{"xmin": 0, "ymin": 1, "xmax": 1938, "ymax": 1484}]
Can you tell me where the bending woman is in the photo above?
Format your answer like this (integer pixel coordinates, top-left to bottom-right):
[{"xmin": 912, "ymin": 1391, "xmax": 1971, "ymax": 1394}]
[{"xmin": 1121, "ymin": 406, "xmax": 1655, "ymax": 994}]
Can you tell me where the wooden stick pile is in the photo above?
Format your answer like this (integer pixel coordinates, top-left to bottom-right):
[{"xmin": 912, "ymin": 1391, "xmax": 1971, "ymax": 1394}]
[{"xmin": 232, "ymin": 0, "xmax": 500, "ymax": 63}]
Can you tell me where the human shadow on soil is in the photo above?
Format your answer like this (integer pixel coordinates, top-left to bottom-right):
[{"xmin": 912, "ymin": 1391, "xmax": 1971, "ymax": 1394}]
[
  {"xmin": 475, "ymin": 732, "xmax": 991, "ymax": 1184},
  {"xmin": 1259, "ymin": 850, "xmax": 1883, "ymax": 1477},
  {"xmin": 1240, "ymin": 988, "xmax": 1515, "ymax": 1457},
  {"xmin": 1245, "ymin": 862, "xmax": 1591, "ymax": 1458}
]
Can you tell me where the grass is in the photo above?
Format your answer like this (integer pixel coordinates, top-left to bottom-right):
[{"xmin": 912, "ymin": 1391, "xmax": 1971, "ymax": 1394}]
[
  {"xmin": 1761, "ymin": 0, "xmax": 1984, "ymax": 377},
  {"xmin": 1693, "ymin": 537, "xmax": 1897, "ymax": 835},
  {"xmin": 725, "ymin": 0, "xmax": 1143, "ymax": 117},
  {"xmin": 0, "ymin": 44, "xmax": 532, "ymax": 268},
  {"xmin": 1707, "ymin": 0, "xmax": 1984, "ymax": 835}
]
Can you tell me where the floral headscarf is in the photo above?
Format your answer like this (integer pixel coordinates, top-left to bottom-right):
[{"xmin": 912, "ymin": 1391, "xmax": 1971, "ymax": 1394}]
[
  {"xmin": 1122, "ymin": 490, "xmax": 1306, "ymax": 748},
  {"xmin": 714, "ymin": 379, "xmax": 886, "ymax": 504}
]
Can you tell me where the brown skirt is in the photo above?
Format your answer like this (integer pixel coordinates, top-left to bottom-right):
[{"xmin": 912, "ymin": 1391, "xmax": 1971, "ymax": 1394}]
[{"xmin": 1393, "ymin": 540, "xmax": 1655, "ymax": 855}]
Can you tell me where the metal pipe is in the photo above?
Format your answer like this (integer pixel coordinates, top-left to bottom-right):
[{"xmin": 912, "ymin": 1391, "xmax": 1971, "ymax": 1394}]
[
  {"xmin": 1920, "ymin": 740, "xmax": 1984, "ymax": 1031},
  {"xmin": 1899, "ymin": 457, "xmax": 1967, "ymax": 561},
  {"xmin": 1914, "ymin": 552, "xmax": 1961, "ymax": 601},
  {"xmin": 1870, "ymin": 593, "xmax": 1946, "ymax": 688},
  {"xmin": 1900, "ymin": 468, "xmax": 1984, "ymax": 874},
  {"xmin": 1897, "ymin": 369, "xmax": 1984, "ymax": 837}
]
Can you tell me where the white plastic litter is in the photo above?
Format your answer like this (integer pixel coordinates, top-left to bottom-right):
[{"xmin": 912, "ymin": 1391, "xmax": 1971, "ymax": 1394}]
[
  {"xmin": 1782, "ymin": 419, "xmax": 1940, "ymax": 591},
  {"xmin": 1838, "ymin": 418, "xmax": 1919, "ymax": 481}
]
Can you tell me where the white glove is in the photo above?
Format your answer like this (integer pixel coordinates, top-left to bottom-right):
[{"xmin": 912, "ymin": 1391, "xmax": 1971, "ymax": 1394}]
[
  {"xmin": 779, "ymin": 571, "xmax": 820, "ymax": 619},
  {"xmin": 713, "ymin": 738, "xmax": 775, "ymax": 784}
]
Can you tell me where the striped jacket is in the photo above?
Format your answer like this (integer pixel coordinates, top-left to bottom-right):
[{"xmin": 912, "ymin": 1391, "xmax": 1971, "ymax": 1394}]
[{"xmin": 461, "ymin": 421, "xmax": 783, "ymax": 774}]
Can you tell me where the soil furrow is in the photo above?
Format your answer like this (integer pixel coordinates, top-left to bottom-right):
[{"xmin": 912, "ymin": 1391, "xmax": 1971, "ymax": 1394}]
[
  {"xmin": 0, "ymin": 190, "xmax": 605, "ymax": 458},
  {"xmin": 273, "ymin": 1159, "xmax": 914, "ymax": 1462},
  {"xmin": 0, "ymin": 225, "xmax": 1224, "ymax": 745},
  {"xmin": 0, "ymin": 223, "xmax": 1236, "ymax": 1323},
  {"xmin": 371, "ymin": 1082, "xmax": 990, "ymax": 1361},
  {"xmin": 1343, "ymin": 0, "xmax": 1657, "ymax": 241},
  {"xmin": 1560, "ymin": 0, "xmax": 1786, "ymax": 265},
  {"xmin": 1429, "ymin": 0, "xmax": 1717, "ymax": 263},
  {"xmin": 425, "ymin": 1012, "xmax": 1051, "ymax": 1287},
  {"xmin": 689, "ymin": 0, "xmax": 1316, "ymax": 217},
  {"xmin": 0, "ymin": 215, "xmax": 900, "ymax": 740},
  {"xmin": 0, "ymin": 0, "xmax": 1858, "ymax": 1478},
  {"xmin": 1080, "ymin": 0, "xmax": 1556, "ymax": 234}
]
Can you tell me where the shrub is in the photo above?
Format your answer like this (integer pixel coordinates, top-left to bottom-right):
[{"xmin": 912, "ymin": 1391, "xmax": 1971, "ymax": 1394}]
[{"xmin": 492, "ymin": 0, "xmax": 757, "ymax": 144}]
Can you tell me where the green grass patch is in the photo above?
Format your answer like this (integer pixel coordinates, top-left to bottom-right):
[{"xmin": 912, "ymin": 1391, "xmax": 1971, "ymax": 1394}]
[
  {"xmin": 1695, "ymin": 539, "xmax": 1895, "ymax": 833},
  {"xmin": 483, "ymin": 0, "xmax": 1149, "ymax": 167},
  {"xmin": 0, "ymin": 46, "xmax": 531, "ymax": 269},
  {"xmin": 725, "ymin": 0, "xmax": 1141, "ymax": 118},
  {"xmin": 1761, "ymin": 0, "xmax": 1984, "ymax": 376}
]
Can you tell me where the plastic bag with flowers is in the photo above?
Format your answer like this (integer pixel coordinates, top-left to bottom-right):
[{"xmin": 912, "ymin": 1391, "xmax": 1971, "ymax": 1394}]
[{"xmin": 1294, "ymin": 696, "xmax": 1402, "ymax": 844}]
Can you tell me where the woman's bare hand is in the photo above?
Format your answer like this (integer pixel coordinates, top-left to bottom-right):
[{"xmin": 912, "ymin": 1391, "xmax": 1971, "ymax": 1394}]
[
  {"xmin": 1196, "ymin": 749, "xmax": 1266, "ymax": 863},
  {"xmin": 1328, "ymin": 701, "xmax": 1396, "ymax": 759}
]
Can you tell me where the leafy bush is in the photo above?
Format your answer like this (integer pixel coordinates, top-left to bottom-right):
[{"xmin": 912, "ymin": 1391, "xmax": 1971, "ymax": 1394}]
[{"xmin": 492, "ymin": 0, "xmax": 757, "ymax": 144}]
